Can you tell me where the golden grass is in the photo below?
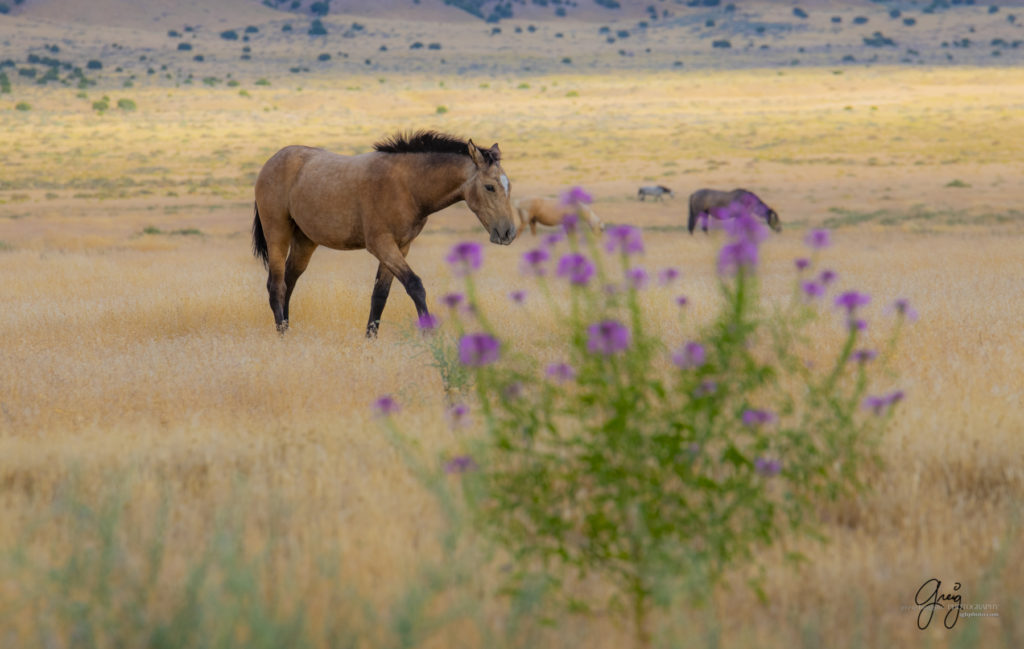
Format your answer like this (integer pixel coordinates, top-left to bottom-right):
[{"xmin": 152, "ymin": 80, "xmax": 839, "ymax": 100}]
[{"xmin": 1, "ymin": 67, "xmax": 1023, "ymax": 646}]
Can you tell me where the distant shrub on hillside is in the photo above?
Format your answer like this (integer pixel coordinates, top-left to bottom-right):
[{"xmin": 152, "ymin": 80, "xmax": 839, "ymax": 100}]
[
  {"xmin": 87, "ymin": 59, "xmax": 103, "ymax": 70},
  {"xmin": 245, "ymin": 26, "xmax": 259, "ymax": 34},
  {"xmin": 428, "ymin": 42, "xmax": 442, "ymax": 50},
  {"xmin": 15, "ymin": 101, "xmax": 30, "ymax": 111},
  {"xmin": 117, "ymin": 98, "xmax": 136, "ymax": 111},
  {"xmin": 177, "ymin": 43, "xmax": 192, "ymax": 51},
  {"xmin": 308, "ymin": 19, "xmax": 326, "ymax": 36},
  {"xmin": 282, "ymin": 23, "xmax": 292, "ymax": 32},
  {"xmin": 712, "ymin": 39, "xmax": 732, "ymax": 48},
  {"xmin": 793, "ymin": 7, "xmax": 808, "ymax": 18},
  {"xmin": 167, "ymin": 30, "xmax": 180, "ymax": 37},
  {"xmin": 0, "ymin": 4, "xmax": 10, "ymax": 15},
  {"xmin": 220, "ymin": 30, "xmax": 239, "ymax": 40},
  {"xmin": 864, "ymin": 31, "xmax": 896, "ymax": 47},
  {"xmin": 310, "ymin": 1, "xmax": 329, "ymax": 16},
  {"xmin": 853, "ymin": 16, "xmax": 869, "ymax": 24},
  {"xmin": 594, "ymin": 0, "xmax": 621, "ymax": 8},
  {"xmin": 92, "ymin": 98, "xmax": 108, "ymax": 112},
  {"xmin": 410, "ymin": 41, "xmax": 423, "ymax": 49},
  {"xmin": 904, "ymin": 17, "xmax": 917, "ymax": 26}
]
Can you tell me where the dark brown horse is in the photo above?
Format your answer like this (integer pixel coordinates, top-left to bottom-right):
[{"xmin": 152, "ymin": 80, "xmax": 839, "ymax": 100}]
[
  {"xmin": 252, "ymin": 130, "xmax": 516, "ymax": 337},
  {"xmin": 687, "ymin": 188, "xmax": 781, "ymax": 234}
]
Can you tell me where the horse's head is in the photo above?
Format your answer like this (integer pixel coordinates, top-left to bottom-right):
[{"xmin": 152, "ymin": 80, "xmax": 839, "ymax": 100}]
[
  {"xmin": 765, "ymin": 208, "xmax": 782, "ymax": 232},
  {"xmin": 464, "ymin": 140, "xmax": 516, "ymax": 245}
]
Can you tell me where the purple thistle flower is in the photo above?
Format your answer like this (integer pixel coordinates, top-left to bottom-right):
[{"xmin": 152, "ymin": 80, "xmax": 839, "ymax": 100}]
[
  {"xmin": 804, "ymin": 229, "xmax": 831, "ymax": 249},
  {"xmin": 723, "ymin": 212, "xmax": 770, "ymax": 245},
  {"xmin": 373, "ymin": 395, "xmax": 400, "ymax": 417},
  {"xmin": 561, "ymin": 185, "xmax": 592, "ymax": 206},
  {"xmin": 446, "ymin": 241, "xmax": 482, "ymax": 276},
  {"xmin": 711, "ymin": 200, "xmax": 747, "ymax": 223},
  {"xmin": 851, "ymin": 349, "xmax": 877, "ymax": 364},
  {"xmin": 802, "ymin": 281, "xmax": 825, "ymax": 299},
  {"xmin": 546, "ymin": 362, "xmax": 576, "ymax": 382},
  {"xmin": 863, "ymin": 390, "xmax": 905, "ymax": 415},
  {"xmin": 441, "ymin": 292, "xmax": 464, "ymax": 309},
  {"xmin": 795, "ymin": 258, "xmax": 810, "ymax": 272},
  {"xmin": 849, "ymin": 318, "xmax": 868, "ymax": 332},
  {"xmin": 742, "ymin": 409, "xmax": 775, "ymax": 427},
  {"xmin": 562, "ymin": 212, "xmax": 579, "ymax": 235},
  {"xmin": 717, "ymin": 240, "xmax": 759, "ymax": 275},
  {"xmin": 694, "ymin": 380, "xmax": 717, "ymax": 397},
  {"xmin": 658, "ymin": 267, "xmax": 680, "ymax": 285},
  {"xmin": 754, "ymin": 457, "xmax": 782, "ymax": 477},
  {"xmin": 672, "ymin": 342, "xmax": 706, "ymax": 369},
  {"xmin": 819, "ymin": 269, "xmax": 837, "ymax": 285},
  {"xmin": 676, "ymin": 295, "xmax": 689, "ymax": 307},
  {"xmin": 556, "ymin": 253, "xmax": 596, "ymax": 286},
  {"xmin": 586, "ymin": 320, "xmax": 631, "ymax": 355},
  {"xmin": 503, "ymin": 382, "xmax": 524, "ymax": 400},
  {"xmin": 509, "ymin": 290, "xmax": 526, "ymax": 304},
  {"xmin": 520, "ymin": 248, "xmax": 550, "ymax": 276},
  {"xmin": 543, "ymin": 231, "xmax": 565, "ymax": 248},
  {"xmin": 835, "ymin": 290, "xmax": 871, "ymax": 313},
  {"xmin": 458, "ymin": 332, "xmax": 501, "ymax": 366},
  {"xmin": 889, "ymin": 298, "xmax": 919, "ymax": 322},
  {"xmin": 604, "ymin": 225, "xmax": 645, "ymax": 256},
  {"xmin": 416, "ymin": 313, "xmax": 439, "ymax": 331},
  {"xmin": 626, "ymin": 267, "xmax": 649, "ymax": 290},
  {"xmin": 445, "ymin": 455, "xmax": 477, "ymax": 474},
  {"xmin": 447, "ymin": 403, "xmax": 470, "ymax": 429}
]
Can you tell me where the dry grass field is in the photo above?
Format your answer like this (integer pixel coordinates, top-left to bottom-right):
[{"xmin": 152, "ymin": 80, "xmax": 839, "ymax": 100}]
[{"xmin": 2, "ymin": 3, "xmax": 1024, "ymax": 645}]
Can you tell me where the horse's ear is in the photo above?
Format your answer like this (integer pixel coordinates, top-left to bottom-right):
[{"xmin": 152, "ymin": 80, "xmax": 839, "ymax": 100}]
[
  {"xmin": 487, "ymin": 143, "xmax": 501, "ymax": 160},
  {"xmin": 467, "ymin": 139, "xmax": 485, "ymax": 168}
]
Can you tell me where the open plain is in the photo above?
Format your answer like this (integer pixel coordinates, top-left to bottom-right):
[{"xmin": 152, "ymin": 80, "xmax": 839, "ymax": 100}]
[{"xmin": 2, "ymin": 1, "xmax": 1024, "ymax": 647}]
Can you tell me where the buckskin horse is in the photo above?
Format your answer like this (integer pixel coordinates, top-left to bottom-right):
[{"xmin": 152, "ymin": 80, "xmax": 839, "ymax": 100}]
[
  {"xmin": 252, "ymin": 130, "xmax": 516, "ymax": 337},
  {"xmin": 513, "ymin": 196, "xmax": 604, "ymax": 238}
]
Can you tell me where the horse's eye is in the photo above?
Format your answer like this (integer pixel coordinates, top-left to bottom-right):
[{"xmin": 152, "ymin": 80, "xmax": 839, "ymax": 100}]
[{"xmin": 485, "ymin": 184, "xmax": 496, "ymax": 192}]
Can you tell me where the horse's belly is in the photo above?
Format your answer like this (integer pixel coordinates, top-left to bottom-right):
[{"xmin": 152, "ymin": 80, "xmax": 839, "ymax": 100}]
[{"xmin": 295, "ymin": 215, "xmax": 365, "ymax": 250}]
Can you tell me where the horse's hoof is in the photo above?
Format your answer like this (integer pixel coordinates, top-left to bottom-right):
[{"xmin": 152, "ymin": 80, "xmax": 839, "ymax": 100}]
[{"xmin": 276, "ymin": 320, "xmax": 289, "ymax": 334}]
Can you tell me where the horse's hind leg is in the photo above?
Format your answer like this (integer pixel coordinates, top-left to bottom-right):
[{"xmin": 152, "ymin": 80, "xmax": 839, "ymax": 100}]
[
  {"xmin": 261, "ymin": 217, "xmax": 293, "ymax": 333},
  {"xmin": 283, "ymin": 227, "xmax": 318, "ymax": 325}
]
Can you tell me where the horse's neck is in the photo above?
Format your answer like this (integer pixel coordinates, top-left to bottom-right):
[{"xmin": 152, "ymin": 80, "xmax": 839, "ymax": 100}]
[{"xmin": 408, "ymin": 155, "xmax": 474, "ymax": 214}]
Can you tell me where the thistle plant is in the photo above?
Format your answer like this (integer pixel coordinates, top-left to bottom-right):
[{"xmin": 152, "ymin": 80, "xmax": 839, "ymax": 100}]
[{"xmin": 383, "ymin": 189, "xmax": 912, "ymax": 648}]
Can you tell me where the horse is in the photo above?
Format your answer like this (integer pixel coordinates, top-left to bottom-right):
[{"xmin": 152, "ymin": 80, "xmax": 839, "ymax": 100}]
[
  {"xmin": 513, "ymin": 196, "xmax": 604, "ymax": 238},
  {"xmin": 687, "ymin": 188, "xmax": 781, "ymax": 234},
  {"xmin": 252, "ymin": 130, "xmax": 517, "ymax": 337},
  {"xmin": 637, "ymin": 185, "xmax": 675, "ymax": 201}
]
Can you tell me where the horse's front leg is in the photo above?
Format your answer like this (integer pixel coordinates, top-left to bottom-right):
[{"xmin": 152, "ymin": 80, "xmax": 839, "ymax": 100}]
[{"xmin": 366, "ymin": 241, "xmax": 425, "ymax": 337}]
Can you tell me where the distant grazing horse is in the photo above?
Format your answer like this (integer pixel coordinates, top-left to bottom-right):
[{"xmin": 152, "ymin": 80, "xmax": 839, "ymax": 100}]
[
  {"xmin": 513, "ymin": 196, "xmax": 604, "ymax": 238},
  {"xmin": 687, "ymin": 188, "xmax": 781, "ymax": 234},
  {"xmin": 252, "ymin": 130, "xmax": 517, "ymax": 337},
  {"xmin": 637, "ymin": 185, "xmax": 675, "ymax": 201}
]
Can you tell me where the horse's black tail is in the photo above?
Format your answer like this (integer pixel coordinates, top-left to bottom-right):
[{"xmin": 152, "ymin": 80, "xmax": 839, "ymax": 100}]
[{"xmin": 252, "ymin": 202, "xmax": 269, "ymax": 269}]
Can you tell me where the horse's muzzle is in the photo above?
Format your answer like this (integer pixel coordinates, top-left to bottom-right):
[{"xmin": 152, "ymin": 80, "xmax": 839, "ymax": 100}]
[{"xmin": 490, "ymin": 226, "xmax": 516, "ymax": 245}]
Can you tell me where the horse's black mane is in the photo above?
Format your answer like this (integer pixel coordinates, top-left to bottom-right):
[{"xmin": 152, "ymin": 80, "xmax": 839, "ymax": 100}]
[{"xmin": 373, "ymin": 130, "xmax": 499, "ymax": 164}]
